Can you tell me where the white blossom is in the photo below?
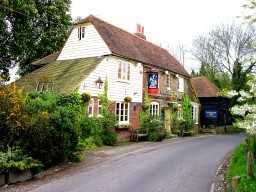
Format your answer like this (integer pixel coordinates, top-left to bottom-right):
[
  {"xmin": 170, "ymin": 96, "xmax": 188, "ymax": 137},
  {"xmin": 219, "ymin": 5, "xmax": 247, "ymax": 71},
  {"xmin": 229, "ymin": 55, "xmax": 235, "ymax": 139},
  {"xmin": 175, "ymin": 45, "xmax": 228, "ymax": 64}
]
[{"xmin": 230, "ymin": 76, "xmax": 256, "ymax": 136}]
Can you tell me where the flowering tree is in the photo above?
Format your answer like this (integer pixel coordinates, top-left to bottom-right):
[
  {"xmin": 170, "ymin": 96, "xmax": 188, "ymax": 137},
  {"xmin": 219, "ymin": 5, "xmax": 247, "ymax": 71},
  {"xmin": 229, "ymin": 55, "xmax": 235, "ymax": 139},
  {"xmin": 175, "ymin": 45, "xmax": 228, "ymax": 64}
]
[
  {"xmin": 228, "ymin": 76, "xmax": 256, "ymax": 157},
  {"xmin": 228, "ymin": 76, "xmax": 256, "ymax": 134}
]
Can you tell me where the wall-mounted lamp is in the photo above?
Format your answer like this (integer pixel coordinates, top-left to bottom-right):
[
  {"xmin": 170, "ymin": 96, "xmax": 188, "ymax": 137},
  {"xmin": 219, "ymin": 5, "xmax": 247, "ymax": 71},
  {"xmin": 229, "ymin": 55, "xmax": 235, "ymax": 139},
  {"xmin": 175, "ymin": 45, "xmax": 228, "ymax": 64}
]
[{"xmin": 95, "ymin": 77, "xmax": 104, "ymax": 89}]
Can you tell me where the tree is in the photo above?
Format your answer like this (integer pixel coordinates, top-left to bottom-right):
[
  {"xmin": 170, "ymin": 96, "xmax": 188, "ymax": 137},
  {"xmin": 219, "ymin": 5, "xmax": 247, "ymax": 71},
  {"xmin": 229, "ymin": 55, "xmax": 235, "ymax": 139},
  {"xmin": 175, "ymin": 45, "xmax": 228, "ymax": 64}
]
[
  {"xmin": 192, "ymin": 23, "xmax": 256, "ymax": 91},
  {"xmin": 0, "ymin": 0, "xmax": 72, "ymax": 78},
  {"xmin": 243, "ymin": 0, "xmax": 256, "ymax": 23},
  {"xmin": 190, "ymin": 69, "xmax": 199, "ymax": 77}
]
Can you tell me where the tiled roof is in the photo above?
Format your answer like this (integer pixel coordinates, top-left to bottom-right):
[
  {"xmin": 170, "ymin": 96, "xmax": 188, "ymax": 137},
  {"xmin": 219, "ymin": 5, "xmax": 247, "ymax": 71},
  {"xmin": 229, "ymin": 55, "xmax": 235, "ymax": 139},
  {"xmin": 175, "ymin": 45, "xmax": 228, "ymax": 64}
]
[
  {"xmin": 77, "ymin": 15, "xmax": 190, "ymax": 77},
  {"xmin": 191, "ymin": 76, "xmax": 220, "ymax": 98},
  {"xmin": 16, "ymin": 57, "xmax": 102, "ymax": 94},
  {"xmin": 32, "ymin": 52, "xmax": 60, "ymax": 66}
]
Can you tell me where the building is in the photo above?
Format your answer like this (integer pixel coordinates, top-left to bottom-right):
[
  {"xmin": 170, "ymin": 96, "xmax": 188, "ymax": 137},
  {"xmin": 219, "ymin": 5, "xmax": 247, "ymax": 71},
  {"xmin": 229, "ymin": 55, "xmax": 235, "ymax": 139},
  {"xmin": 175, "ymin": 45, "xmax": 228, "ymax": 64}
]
[
  {"xmin": 191, "ymin": 76, "xmax": 232, "ymax": 132},
  {"xmin": 16, "ymin": 15, "xmax": 200, "ymax": 137}
]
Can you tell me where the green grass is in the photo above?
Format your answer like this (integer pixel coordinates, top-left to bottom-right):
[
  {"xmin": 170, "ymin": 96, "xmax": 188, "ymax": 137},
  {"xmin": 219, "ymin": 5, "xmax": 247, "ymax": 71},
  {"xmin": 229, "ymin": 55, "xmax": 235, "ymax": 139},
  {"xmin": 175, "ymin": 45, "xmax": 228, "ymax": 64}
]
[{"xmin": 226, "ymin": 144, "xmax": 256, "ymax": 192}]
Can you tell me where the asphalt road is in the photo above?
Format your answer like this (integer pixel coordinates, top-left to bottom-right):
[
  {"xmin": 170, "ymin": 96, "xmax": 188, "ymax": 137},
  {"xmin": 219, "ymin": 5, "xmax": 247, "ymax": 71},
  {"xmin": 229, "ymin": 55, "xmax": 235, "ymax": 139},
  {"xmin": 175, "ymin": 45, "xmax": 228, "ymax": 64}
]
[{"xmin": 29, "ymin": 135, "xmax": 243, "ymax": 192}]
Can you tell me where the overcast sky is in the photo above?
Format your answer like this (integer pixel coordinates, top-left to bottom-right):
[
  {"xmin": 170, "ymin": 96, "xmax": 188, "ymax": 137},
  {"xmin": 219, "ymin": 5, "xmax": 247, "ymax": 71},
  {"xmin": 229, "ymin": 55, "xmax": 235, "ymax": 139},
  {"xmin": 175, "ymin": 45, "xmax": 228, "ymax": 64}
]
[{"xmin": 70, "ymin": 0, "xmax": 246, "ymax": 72}]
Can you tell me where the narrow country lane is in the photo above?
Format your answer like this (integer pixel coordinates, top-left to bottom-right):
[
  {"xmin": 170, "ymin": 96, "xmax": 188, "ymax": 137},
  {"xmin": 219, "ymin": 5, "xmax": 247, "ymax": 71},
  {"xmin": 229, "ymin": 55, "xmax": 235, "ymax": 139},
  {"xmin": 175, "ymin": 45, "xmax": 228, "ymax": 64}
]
[{"xmin": 4, "ymin": 135, "xmax": 244, "ymax": 192}]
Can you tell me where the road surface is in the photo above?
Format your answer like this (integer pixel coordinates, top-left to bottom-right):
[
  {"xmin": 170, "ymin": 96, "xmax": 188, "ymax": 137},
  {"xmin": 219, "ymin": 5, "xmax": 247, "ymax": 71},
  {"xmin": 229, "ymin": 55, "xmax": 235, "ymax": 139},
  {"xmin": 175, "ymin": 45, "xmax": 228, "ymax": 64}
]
[{"xmin": 8, "ymin": 135, "xmax": 245, "ymax": 192}]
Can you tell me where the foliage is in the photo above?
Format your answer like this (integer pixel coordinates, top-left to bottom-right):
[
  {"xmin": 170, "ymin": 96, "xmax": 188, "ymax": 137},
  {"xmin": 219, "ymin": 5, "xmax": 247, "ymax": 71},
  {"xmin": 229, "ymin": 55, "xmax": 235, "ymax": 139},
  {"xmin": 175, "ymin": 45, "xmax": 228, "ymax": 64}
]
[
  {"xmin": 228, "ymin": 76, "xmax": 256, "ymax": 137},
  {"xmin": 77, "ymin": 137, "xmax": 97, "ymax": 151},
  {"xmin": 0, "ymin": 147, "xmax": 42, "ymax": 172},
  {"xmin": 147, "ymin": 119, "xmax": 165, "ymax": 142},
  {"xmin": 124, "ymin": 96, "xmax": 132, "ymax": 103},
  {"xmin": 22, "ymin": 92, "xmax": 81, "ymax": 166},
  {"xmin": 192, "ymin": 23, "xmax": 256, "ymax": 91},
  {"xmin": 232, "ymin": 60, "xmax": 249, "ymax": 92},
  {"xmin": 170, "ymin": 102, "xmax": 179, "ymax": 134},
  {"xmin": 226, "ymin": 144, "xmax": 256, "ymax": 192},
  {"xmin": 81, "ymin": 92, "xmax": 91, "ymax": 104},
  {"xmin": 0, "ymin": 0, "xmax": 72, "ymax": 78},
  {"xmin": 181, "ymin": 95, "xmax": 193, "ymax": 134},
  {"xmin": 80, "ymin": 117, "xmax": 103, "ymax": 140},
  {"xmin": 243, "ymin": 0, "xmax": 256, "ymax": 23},
  {"xmin": 101, "ymin": 131, "xmax": 118, "ymax": 146},
  {"xmin": 140, "ymin": 92, "xmax": 151, "ymax": 129},
  {"xmin": 98, "ymin": 80, "xmax": 118, "ymax": 145},
  {"xmin": 0, "ymin": 83, "xmax": 25, "ymax": 149}
]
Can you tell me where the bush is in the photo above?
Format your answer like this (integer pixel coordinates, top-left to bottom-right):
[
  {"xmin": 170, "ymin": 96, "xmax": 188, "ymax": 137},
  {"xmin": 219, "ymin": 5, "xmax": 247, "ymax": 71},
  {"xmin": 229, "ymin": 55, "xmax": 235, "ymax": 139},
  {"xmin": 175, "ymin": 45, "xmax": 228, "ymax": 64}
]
[
  {"xmin": 77, "ymin": 137, "xmax": 97, "ymax": 151},
  {"xmin": 147, "ymin": 119, "xmax": 165, "ymax": 142},
  {"xmin": 101, "ymin": 131, "xmax": 118, "ymax": 146},
  {"xmin": 0, "ymin": 147, "xmax": 42, "ymax": 172},
  {"xmin": 21, "ymin": 92, "xmax": 81, "ymax": 166},
  {"xmin": 80, "ymin": 117, "xmax": 103, "ymax": 139},
  {"xmin": 0, "ymin": 84, "xmax": 25, "ymax": 150}
]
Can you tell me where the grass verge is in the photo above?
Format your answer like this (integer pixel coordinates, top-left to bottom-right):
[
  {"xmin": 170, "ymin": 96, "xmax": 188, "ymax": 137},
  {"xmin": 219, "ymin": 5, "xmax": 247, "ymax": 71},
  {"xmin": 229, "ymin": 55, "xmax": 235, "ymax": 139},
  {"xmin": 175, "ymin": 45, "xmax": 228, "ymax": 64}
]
[{"xmin": 226, "ymin": 144, "xmax": 256, "ymax": 192}]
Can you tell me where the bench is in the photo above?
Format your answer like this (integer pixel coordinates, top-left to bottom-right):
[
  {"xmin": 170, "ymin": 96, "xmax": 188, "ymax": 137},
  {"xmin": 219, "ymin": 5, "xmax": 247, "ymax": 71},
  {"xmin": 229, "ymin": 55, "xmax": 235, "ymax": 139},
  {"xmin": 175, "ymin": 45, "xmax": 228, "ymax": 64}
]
[{"xmin": 130, "ymin": 128, "xmax": 148, "ymax": 142}]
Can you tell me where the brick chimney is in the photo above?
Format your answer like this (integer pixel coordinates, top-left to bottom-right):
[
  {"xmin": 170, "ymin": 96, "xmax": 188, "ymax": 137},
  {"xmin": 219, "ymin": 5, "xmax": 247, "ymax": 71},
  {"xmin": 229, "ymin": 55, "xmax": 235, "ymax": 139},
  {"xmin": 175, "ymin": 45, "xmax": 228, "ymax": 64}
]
[{"xmin": 134, "ymin": 23, "xmax": 146, "ymax": 40}]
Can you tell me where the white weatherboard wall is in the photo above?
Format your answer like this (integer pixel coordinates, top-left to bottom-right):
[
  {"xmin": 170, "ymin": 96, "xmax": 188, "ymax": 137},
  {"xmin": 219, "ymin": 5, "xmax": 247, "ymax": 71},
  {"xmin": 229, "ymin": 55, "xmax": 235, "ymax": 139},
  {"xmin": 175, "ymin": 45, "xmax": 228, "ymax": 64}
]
[
  {"xmin": 57, "ymin": 24, "xmax": 111, "ymax": 60},
  {"xmin": 79, "ymin": 56, "xmax": 143, "ymax": 103}
]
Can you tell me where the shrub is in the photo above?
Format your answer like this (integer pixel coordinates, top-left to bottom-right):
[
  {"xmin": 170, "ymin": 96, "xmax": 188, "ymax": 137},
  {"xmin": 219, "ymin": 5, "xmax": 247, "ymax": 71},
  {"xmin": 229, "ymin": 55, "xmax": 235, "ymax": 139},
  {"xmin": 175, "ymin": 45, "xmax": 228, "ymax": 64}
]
[
  {"xmin": 102, "ymin": 131, "xmax": 118, "ymax": 146},
  {"xmin": 22, "ymin": 92, "xmax": 81, "ymax": 167},
  {"xmin": 0, "ymin": 84, "xmax": 25, "ymax": 150},
  {"xmin": 81, "ymin": 92, "xmax": 91, "ymax": 103},
  {"xmin": 77, "ymin": 137, "xmax": 97, "ymax": 151},
  {"xmin": 80, "ymin": 117, "xmax": 103, "ymax": 139},
  {"xmin": 147, "ymin": 119, "xmax": 165, "ymax": 142},
  {"xmin": 98, "ymin": 80, "xmax": 117, "ymax": 146},
  {"xmin": 0, "ymin": 147, "xmax": 42, "ymax": 172},
  {"xmin": 181, "ymin": 95, "xmax": 193, "ymax": 135}
]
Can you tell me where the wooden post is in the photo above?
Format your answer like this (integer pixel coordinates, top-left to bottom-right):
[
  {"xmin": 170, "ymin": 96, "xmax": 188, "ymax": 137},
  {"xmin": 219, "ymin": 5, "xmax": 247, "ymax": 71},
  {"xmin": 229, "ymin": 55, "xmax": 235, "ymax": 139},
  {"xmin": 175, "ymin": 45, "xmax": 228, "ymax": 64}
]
[
  {"xmin": 231, "ymin": 176, "xmax": 240, "ymax": 191},
  {"xmin": 244, "ymin": 143, "xmax": 248, "ymax": 161},
  {"xmin": 247, "ymin": 151, "xmax": 254, "ymax": 178}
]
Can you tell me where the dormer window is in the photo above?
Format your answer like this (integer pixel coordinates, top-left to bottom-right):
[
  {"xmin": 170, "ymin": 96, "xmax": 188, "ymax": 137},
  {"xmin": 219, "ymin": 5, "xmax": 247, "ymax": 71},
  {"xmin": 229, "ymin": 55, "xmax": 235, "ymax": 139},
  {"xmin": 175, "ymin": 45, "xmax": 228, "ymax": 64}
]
[
  {"xmin": 36, "ymin": 81, "xmax": 54, "ymax": 92},
  {"xmin": 78, "ymin": 26, "xmax": 85, "ymax": 40}
]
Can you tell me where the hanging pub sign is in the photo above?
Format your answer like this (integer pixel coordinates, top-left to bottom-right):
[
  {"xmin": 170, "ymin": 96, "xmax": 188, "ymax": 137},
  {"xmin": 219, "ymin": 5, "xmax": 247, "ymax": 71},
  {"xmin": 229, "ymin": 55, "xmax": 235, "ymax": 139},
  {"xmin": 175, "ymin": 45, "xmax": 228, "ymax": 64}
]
[{"xmin": 148, "ymin": 72, "xmax": 159, "ymax": 94}]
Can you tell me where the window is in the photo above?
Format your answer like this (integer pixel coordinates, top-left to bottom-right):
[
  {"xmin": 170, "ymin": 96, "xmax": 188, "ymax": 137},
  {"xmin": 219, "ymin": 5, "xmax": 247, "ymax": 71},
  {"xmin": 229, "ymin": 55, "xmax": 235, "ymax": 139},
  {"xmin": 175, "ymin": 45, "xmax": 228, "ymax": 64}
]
[
  {"xmin": 78, "ymin": 26, "xmax": 85, "ymax": 40},
  {"xmin": 178, "ymin": 76, "xmax": 184, "ymax": 92},
  {"xmin": 36, "ymin": 81, "xmax": 53, "ymax": 92},
  {"xmin": 150, "ymin": 102, "xmax": 160, "ymax": 117},
  {"xmin": 192, "ymin": 104, "xmax": 199, "ymax": 124},
  {"xmin": 97, "ymin": 100, "xmax": 102, "ymax": 117},
  {"xmin": 116, "ymin": 102, "xmax": 129, "ymax": 124},
  {"xmin": 88, "ymin": 98, "xmax": 94, "ymax": 117},
  {"xmin": 177, "ymin": 104, "xmax": 183, "ymax": 120},
  {"xmin": 166, "ymin": 74, "xmax": 171, "ymax": 90},
  {"xmin": 118, "ymin": 62, "xmax": 130, "ymax": 81}
]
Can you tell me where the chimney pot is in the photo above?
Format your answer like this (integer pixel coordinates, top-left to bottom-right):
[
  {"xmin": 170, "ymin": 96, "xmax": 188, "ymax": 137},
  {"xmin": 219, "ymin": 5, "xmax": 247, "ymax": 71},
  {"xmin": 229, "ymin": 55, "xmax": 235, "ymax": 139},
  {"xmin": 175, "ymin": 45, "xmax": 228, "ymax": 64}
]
[{"xmin": 134, "ymin": 23, "xmax": 146, "ymax": 40}]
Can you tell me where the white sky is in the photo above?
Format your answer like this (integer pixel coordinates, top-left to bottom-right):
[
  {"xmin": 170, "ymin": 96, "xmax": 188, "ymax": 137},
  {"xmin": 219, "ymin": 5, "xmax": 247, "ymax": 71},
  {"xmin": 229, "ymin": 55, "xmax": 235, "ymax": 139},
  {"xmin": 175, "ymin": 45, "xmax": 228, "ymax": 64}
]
[{"xmin": 70, "ymin": 0, "xmax": 246, "ymax": 72}]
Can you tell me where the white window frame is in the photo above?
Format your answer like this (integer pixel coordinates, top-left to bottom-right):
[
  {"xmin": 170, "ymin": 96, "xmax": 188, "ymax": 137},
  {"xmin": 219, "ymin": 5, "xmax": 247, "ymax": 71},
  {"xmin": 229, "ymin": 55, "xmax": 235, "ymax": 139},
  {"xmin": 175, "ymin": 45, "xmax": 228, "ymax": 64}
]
[
  {"xmin": 88, "ymin": 98, "xmax": 94, "ymax": 117},
  {"xmin": 97, "ymin": 99, "xmax": 102, "ymax": 117},
  {"xmin": 36, "ymin": 81, "xmax": 53, "ymax": 92},
  {"xmin": 150, "ymin": 102, "xmax": 160, "ymax": 117},
  {"xmin": 78, "ymin": 26, "xmax": 85, "ymax": 40},
  {"xmin": 118, "ymin": 61, "xmax": 130, "ymax": 81},
  {"xmin": 177, "ymin": 104, "xmax": 183, "ymax": 120},
  {"xmin": 192, "ymin": 104, "xmax": 199, "ymax": 124},
  {"xmin": 115, "ymin": 102, "xmax": 130, "ymax": 125},
  {"xmin": 166, "ymin": 74, "xmax": 171, "ymax": 90},
  {"xmin": 178, "ymin": 76, "xmax": 184, "ymax": 92}
]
